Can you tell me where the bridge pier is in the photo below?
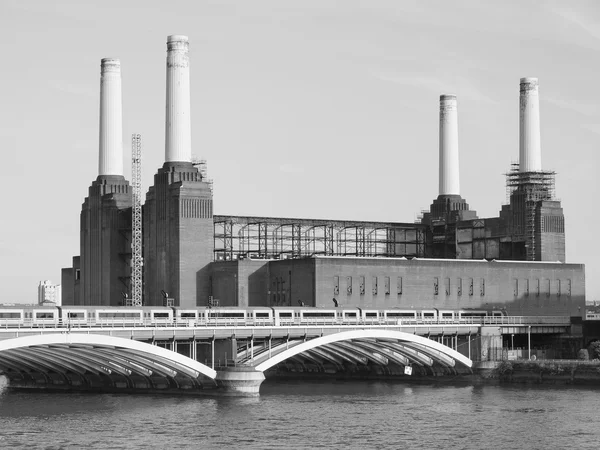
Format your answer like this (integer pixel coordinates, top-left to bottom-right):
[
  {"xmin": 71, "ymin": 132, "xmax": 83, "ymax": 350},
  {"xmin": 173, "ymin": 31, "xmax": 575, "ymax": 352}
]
[{"xmin": 215, "ymin": 367, "xmax": 265, "ymax": 396}]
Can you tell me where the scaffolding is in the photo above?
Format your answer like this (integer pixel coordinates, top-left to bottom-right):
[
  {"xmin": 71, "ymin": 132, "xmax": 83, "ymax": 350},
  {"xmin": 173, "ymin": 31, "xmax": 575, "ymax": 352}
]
[
  {"xmin": 213, "ymin": 216, "xmax": 426, "ymax": 261},
  {"xmin": 130, "ymin": 134, "xmax": 143, "ymax": 306},
  {"xmin": 505, "ymin": 169, "xmax": 556, "ymax": 261}
]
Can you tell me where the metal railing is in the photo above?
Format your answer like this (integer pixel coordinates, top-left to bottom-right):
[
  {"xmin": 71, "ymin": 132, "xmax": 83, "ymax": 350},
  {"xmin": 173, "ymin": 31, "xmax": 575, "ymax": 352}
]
[{"xmin": 0, "ymin": 315, "xmax": 571, "ymax": 330}]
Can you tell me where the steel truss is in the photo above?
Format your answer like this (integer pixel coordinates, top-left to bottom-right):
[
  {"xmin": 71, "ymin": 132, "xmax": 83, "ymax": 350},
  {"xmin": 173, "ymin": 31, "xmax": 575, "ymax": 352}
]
[{"xmin": 213, "ymin": 215, "xmax": 426, "ymax": 261}]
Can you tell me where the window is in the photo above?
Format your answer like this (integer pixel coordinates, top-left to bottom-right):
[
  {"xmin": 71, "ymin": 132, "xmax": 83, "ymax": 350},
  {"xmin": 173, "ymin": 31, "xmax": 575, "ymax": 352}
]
[
  {"xmin": 75, "ymin": 269, "xmax": 81, "ymax": 281},
  {"xmin": 480, "ymin": 278, "xmax": 485, "ymax": 296},
  {"xmin": 567, "ymin": 279, "xmax": 572, "ymax": 297},
  {"xmin": 524, "ymin": 279, "xmax": 529, "ymax": 297},
  {"xmin": 372, "ymin": 276, "xmax": 378, "ymax": 295},
  {"xmin": 536, "ymin": 279, "xmax": 540, "ymax": 297},
  {"xmin": 469, "ymin": 278, "xmax": 474, "ymax": 296},
  {"xmin": 457, "ymin": 278, "xmax": 462, "ymax": 296},
  {"xmin": 434, "ymin": 277, "xmax": 439, "ymax": 296},
  {"xmin": 346, "ymin": 276, "xmax": 352, "ymax": 295},
  {"xmin": 397, "ymin": 276, "xmax": 403, "ymax": 295},
  {"xmin": 557, "ymin": 279, "xmax": 561, "ymax": 297},
  {"xmin": 359, "ymin": 276, "xmax": 365, "ymax": 295},
  {"xmin": 384, "ymin": 276, "xmax": 390, "ymax": 295},
  {"xmin": 514, "ymin": 278, "xmax": 518, "ymax": 297},
  {"xmin": 333, "ymin": 276, "xmax": 339, "ymax": 295},
  {"xmin": 445, "ymin": 278, "xmax": 451, "ymax": 296}
]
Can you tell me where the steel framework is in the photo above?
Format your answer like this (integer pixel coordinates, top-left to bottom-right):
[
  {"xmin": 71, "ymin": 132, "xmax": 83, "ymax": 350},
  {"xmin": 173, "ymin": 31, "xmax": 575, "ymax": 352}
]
[
  {"xmin": 214, "ymin": 215, "xmax": 426, "ymax": 261},
  {"xmin": 131, "ymin": 134, "xmax": 143, "ymax": 306}
]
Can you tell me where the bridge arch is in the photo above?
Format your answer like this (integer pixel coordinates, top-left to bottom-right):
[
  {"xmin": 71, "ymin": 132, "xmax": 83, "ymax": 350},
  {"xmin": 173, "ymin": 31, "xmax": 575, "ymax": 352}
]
[
  {"xmin": 0, "ymin": 333, "xmax": 217, "ymax": 386},
  {"xmin": 253, "ymin": 329, "xmax": 472, "ymax": 372}
]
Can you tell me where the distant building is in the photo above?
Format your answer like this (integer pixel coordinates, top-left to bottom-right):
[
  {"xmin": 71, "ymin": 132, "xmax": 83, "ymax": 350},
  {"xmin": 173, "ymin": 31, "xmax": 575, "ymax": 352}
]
[{"xmin": 38, "ymin": 280, "xmax": 61, "ymax": 306}]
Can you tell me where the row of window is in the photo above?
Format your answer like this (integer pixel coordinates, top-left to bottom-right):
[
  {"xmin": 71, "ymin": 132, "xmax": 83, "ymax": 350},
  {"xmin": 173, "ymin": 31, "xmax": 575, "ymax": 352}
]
[
  {"xmin": 332, "ymin": 276, "xmax": 573, "ymax": 298},
  {"xmin": 334, "ymin": 276, "xmax": 401, "ymax": 296},
  {"xmin": 513, "ymin": 278, "xmax": 572, "ymax": 297}
]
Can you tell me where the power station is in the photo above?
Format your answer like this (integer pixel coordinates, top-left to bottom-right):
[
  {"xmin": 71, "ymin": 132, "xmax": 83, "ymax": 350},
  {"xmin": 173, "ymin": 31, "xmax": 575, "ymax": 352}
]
[{"xmin": 61, "ymin": 35, "xmax": 585, "ymax": 320}]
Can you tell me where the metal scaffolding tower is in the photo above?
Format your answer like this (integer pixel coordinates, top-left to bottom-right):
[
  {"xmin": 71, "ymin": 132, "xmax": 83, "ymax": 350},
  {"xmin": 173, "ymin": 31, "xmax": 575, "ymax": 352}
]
[{"xmin": 131, "ymin": 134, "xmax": 143, "ymax": 306}]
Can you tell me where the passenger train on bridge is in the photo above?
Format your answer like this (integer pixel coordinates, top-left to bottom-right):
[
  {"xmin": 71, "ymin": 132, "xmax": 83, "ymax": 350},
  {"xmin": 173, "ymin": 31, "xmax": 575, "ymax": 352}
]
[{"xmin": 0, "ymin": 305, "xmax": 507, "ymax": 328}]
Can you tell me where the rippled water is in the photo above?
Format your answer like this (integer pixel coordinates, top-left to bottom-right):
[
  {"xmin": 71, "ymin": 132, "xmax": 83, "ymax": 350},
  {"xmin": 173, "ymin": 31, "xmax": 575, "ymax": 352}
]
[{"xmin": 1, "ymin": 375, "xmax": 599, "ymax": 449}]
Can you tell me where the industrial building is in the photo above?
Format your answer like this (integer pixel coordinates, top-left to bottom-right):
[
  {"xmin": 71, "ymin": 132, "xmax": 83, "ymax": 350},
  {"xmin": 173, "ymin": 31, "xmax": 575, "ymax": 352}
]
[{"xmin": 61, "ymin": 36, "xmax": 585, "ymax": 319}]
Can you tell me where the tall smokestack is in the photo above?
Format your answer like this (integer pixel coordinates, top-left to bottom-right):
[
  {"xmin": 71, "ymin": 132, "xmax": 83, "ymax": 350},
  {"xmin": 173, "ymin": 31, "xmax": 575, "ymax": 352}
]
[
  {"xmin": 439, "ymin": 94, "xmax": 460, "ymax": 196},
  {"xmin": 98, "ymin": 58, "xmax": 123, "ymax": 176},
  {"xmin": 519, "ymin": 77, "xmax": 542, "ymax": 172},
  {"xmin": 165, "ymin": 35, "xmax": 192, "ymax": 163}
]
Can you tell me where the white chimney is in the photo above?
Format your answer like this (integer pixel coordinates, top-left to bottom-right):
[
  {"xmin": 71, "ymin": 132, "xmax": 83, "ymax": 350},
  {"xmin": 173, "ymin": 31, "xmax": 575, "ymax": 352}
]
[
  {"xmin": 519, "ymin": 77, "xmax": 542, "ymax": 172},
  {"xmin": 98, "ymin": 58, "xmax": 123, "ymax": 176},
  {"xmin": 165, "ymin": 35, "xmax": 192, "ymax": 163},
  {"xmin": 439, "ymin": 94, "xmax": 460, "ymax": 196}
]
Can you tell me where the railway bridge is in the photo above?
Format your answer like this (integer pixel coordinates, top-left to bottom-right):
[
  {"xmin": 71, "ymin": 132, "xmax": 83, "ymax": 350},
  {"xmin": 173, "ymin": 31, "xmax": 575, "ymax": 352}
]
[{"xmin": 0, "ymin": 317, "xmax": 572, "ymax": 395}]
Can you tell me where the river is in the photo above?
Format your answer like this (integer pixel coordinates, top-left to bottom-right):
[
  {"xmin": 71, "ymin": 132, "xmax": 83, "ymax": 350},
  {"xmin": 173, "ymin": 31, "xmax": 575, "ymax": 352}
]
[{"xmin": 0, "ymin": 375, "xmax": 598, "ymax": 449}]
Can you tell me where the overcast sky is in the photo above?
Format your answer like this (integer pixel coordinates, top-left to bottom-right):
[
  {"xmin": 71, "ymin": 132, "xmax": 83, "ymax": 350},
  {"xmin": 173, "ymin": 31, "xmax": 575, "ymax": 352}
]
[{"xmin": 0, "ymin": 0, "xmax": 598, "ymax": 303}]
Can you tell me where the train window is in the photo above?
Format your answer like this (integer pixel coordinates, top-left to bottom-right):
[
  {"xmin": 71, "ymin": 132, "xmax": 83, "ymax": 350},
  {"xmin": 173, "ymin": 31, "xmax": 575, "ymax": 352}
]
[
  {"xmin": 209, "ymin": 312, "xmax": 245, "ymax": 319},
  {"xmin": 302, "ymin": 311, "xmax": 336, "ymax": 318},
  {"xmin": 344, "ymin": 312, "xmax": 357, "ymax": 318},
  {"xmin": 97, "ymin": 312, "xmax": 141, "ymax": 319},
  {"xmin": 180, "ymin": 312, "xmax": 196, "ymax": 319},
  {"xmin": 255, "ymin": 312, "xmax": 270, "ymax": 318},
  {"xmin": 153, "ymin": 312, "xmax": 170, "ymax": 318},
  {"xmin": 364, "ymin": 312, "xmax": 378, "ymax": 318},
  {"xmin": 67, "ymin": 312, "xmax": 85, "ymax": 319},
  {"xmin": 385, "ymin": 312, "xmax": 415, "ymax": 318},
  {"xmin": 441, "ymin": 312, "xmax": 453, "ymax": 319},
  {"xmin": 423, "ymin": 312, "xmax": 435, "ymax": 318},
  {"xmin": 333, "ymin": 276, "xmax": 339, "ymax": 295},
  {"xmin": 0, "ymin": 312, "xmax": 21, "ymax": 319},
  {"xmin": 35, "ymin": 312, "xmax": 55, "ymax": 319},
  {"xmin": 278, "ymin": 312, "xmax": 292, "ymax": 318}
]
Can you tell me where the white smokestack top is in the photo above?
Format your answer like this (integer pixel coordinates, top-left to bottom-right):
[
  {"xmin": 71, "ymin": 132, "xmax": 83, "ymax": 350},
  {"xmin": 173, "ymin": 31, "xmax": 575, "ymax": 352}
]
[
  {"xmin": 98, "ymin": 58, "xmax": 123, "ymax": 176},
  {"xmin": 165, "ymin": 34, "xmax": 192, "ymax": 163},
  {"xmin": 519, "ymin": 77, "xmax": 542, "ymax": 172},
  {"xmin": 439, "ymin": 94, "xmax": 460, "ymax": 196}
]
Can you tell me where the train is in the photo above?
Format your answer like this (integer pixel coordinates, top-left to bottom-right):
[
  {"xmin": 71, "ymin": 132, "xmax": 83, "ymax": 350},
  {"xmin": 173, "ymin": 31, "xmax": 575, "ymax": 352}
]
[{"xmin": 0, "ymin": 305, "xmax": 506, "ymax": 328}]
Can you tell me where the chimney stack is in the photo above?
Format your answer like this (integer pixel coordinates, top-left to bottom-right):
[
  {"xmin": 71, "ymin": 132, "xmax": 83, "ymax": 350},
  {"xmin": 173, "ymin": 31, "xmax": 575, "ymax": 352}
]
[
  {"xmin": 165, "ymin": 35, "xmax": 192, "ymax": 163},
  {"xmin": 439, "ymin": 94, "xmax": 460, "ymax": 196},
  {"xmin": 519, "ymin": 77, "xmax": 542, "ymax": 172},
  {"xmin": 98, "ymin": 58, "xmax": 123, "ymax": 176}
]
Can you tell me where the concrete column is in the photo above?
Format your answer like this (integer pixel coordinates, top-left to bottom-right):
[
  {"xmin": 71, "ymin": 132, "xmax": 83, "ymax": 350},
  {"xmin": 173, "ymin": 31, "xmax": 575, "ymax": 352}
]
[
  {"xmin": 216, "ymin": 367, "xmax": 266, "ymax": 396},
  {"xmin": 165, "ymin": 35, "xmax": 192, "ymax": 163},
  {"xmin": 439, "ymin": 94, "xmax": 460, "ymax": 195},
  {"xmin": 98, "ymin": 58, "xmax": 123, "ymax": 176},
  {"xmin": 519, "ymin": 77, "xmax": 542, "ymax": 172}
]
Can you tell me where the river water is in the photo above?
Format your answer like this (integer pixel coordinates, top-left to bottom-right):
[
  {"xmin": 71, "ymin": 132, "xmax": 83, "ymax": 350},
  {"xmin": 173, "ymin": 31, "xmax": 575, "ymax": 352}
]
[{"xmin": 0, "ymin": 375, "xmax": 598, "ymax": 449}]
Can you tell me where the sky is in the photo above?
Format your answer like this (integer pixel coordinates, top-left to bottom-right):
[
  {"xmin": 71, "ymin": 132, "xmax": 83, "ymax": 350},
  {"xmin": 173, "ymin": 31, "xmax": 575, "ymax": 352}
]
[{"xmin": 0, "ymin": 0, "xmax": 598, "ymax": 303}]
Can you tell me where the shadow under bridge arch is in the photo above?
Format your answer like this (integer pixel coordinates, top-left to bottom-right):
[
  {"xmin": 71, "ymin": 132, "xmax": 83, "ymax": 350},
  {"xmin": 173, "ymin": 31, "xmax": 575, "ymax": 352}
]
[
  {"xmin": 0, "ymin": 333, "xmax": 217, "ymax": 389},
  {"xmin": 253, "ymin": 329, "xmax": 472, "ymax": 373}
]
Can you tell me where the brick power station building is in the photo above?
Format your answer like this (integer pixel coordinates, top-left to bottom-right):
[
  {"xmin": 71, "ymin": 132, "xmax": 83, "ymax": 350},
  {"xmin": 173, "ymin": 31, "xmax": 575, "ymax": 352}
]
[{"xmin": 61, "ymin": 36, "xmax": 585, "ymax": 321}]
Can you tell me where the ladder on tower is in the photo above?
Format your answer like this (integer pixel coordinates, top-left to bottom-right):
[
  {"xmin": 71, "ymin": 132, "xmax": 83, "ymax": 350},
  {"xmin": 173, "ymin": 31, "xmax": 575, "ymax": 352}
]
[{"xmin": 131, "ymin": 134, "xmax": 143, "ymax": 306}]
